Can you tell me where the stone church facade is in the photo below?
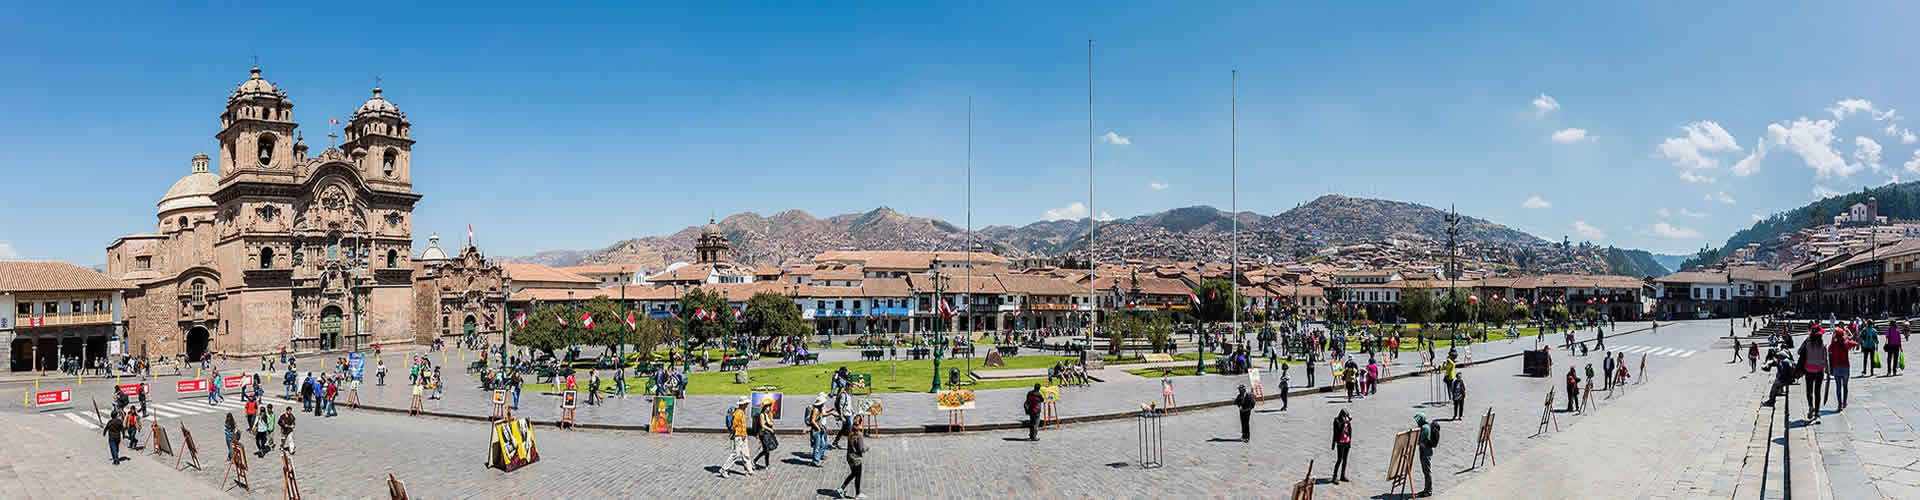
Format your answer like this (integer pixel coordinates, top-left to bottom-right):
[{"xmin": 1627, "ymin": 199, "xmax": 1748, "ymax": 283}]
[{"xmin": 103, "ymin": 66, "xmax": 497, "ymax": 360}]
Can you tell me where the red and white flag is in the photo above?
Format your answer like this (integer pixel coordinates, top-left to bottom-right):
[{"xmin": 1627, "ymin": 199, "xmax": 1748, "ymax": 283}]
[
  {"xmin": 624, "ymin": 311, "xmax": 637, "ymax": 330},
  {"xmin": 515, "ymin": 310, "xmax": 528, "ymax": 328},
  {"xmin": 733, "ymin": 307, "xmax": 743, "ymax": 320},
  {"xmin": 1188, "ymin": 289, "xmax": 1202, "ymax": 305},
  {"xmin": 467, "ymin": 224, "xmax": 474, "ymax": 246},
  {"xmin": 330, "ymin": 118, "xmax": 339, "ymax": 125},
  {"xmin": 669, "ymin": 309, "xmax": 681, "ymax": 321},
  {"xmin": 483, "ymin": 313, "xmax": 495, "ymax": 328},
  {"xmin": 555, "ymin": 313, "xmax": 566, "ymax": 326},
  {"xmin": 938, "ymin": 299, "xmax": 957, "ymax": 319},
  {"xmin": 1468, "ymin": 295, "xmax": 1479, "ymax": 304},
  {"xmin": 580, "ymin": 312, "xmax": 595, "ymax": 329}
]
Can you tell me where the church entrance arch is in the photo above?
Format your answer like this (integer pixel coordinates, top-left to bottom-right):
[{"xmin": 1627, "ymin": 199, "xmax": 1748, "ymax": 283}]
[
  {"xmin": 186, "ymin": 327, "xmax": 211, "ymax": 362},
  {"xmin": 320, "ymin": 306, "xmax": 343, "ymax": 350},
  {"xmin": 463, "ymin": 315, "xmax": 477, "ymax": 342}
]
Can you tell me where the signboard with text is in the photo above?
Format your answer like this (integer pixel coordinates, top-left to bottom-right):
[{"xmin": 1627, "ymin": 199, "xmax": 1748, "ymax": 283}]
[
  {"xmin": 176, "ymin": 379, "xmax": 211, "ymax": 394},
  {"xmin": 349, "ymin": 353, "xmax": 366, "ymax": 379},
  {"xmin": 222, "ymin": 375, "xmax": 250, "ymax": 390},
  {"xmin": 34, "ymin": 390, "xmax": 72, "ymax": 407},
  {"xmin": 117, "ymin": 383, "xmax": 143, "ymax": 397}
]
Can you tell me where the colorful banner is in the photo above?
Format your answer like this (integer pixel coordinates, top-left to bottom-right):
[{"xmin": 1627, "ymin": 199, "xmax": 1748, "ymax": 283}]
[
  {"xmin": 751, "ymin": 391, "xmax": 784, "ymax": 420},
  {"xmin": 34, "ymin": 389, "xmax": 72, "ymax": 406},
  {"xmin": 1040, "ymin": 385, "xmax": 1061, "ymax": 403},
  {"xmin": 116, "ymin": 383, "xmax": 143, "ymax": 397},
  {"xmin": 349, "ymin": 353, "xmax": 366, "ymax": 379},
  {"xmin": 175, "ymin": 379, "xmax": 210, "ymax": 394},
  {"xmin": 650, "ymin": 396, "xmax": 676, "ymax": 434},
  {"xmin": 936, "ymin": 389, "xmax": 976, "ymax": 410},
  {"xmin": 221, "ymin": 375, "xmax": 249, "ymax": 390}
]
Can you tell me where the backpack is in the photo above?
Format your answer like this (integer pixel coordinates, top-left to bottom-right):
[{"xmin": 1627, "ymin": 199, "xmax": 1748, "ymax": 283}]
[
  {"xmin": 724, "ymin": 408, "xmax": 735, "ymax": 431},
  {"xmin": 1423, "ymin": 422, "xmax": 1440, "ymax": 448}
]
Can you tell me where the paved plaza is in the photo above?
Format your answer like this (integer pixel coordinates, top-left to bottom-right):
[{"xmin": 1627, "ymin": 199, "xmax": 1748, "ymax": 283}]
[{"xmin": 5, "ymin": 319, "xmax": 1888, "ymax": 499}]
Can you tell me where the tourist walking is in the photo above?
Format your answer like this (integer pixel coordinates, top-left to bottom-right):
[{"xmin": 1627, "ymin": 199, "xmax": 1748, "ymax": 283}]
[
  {"xmin": 1277, "ymin": 364, "xmax": 1291, "ymax": 411},
  {"xmin": 831, "ymin": 389, "xmax": 855, "ymax": 449},
  {"xmin": 1829, "ymin": 331, "xmax": 1857, "ymax": 412},
  {"xmin": 807, "ymin": 394, "xmax": 829, "ymax": 466},
  {"xmin": 1565, "ymin": 367, "xmax": 1580, "ymax": 413},
  {"xmin": 1860, "ymin": 323, "xmax": 1879, "ymax": 376},
  {"xmin": 1798, "ymin": 329, "xmax": 1830, "ymax": 421},
  {"xmin": 1415, "ymin": 413, "xmax": 1438, "ymax": 498},
  {"xmin": 837, "ymin": 425, "xmax": 867, "ymax": 499},
  {"xmin": 1330, "ymin": 409, "xmax": 1352, "ymax": 483},
  {"xmin": 1234, "ymin": 384, "xmax": 1255, "ymax": 442},
  {"xmin": 1024, "ymin": 384, "xmax": 1044, "ymax": 441},
  {"xmin": 103, "ymin": 408, "xmax": 126, "ymax": 465},
  {"xmin": 278, "ymin": 406, "xmax": 296, "ymax": 455},
  {"xmin": 1749, "ymin": 342, "xmax": 1760, "ymax": 373},
  {"xmin": 1449, "ymin": 375, "xmax": 1467, "ymax": 420},
  {"xmin": 253, "ymin": 404, "xmax": 273, "ymax": 458},
  {"xmin": 718, "ymin": 397, "xmax": 754, "ymax": 477},
  {"xmin": 376, "ymin": 360, "xmax": 387, "ymax": 386},
  {"xmin": 752, "ymin": 401, "xmax": 778, "ymax": 470},
  {"xmin": 1886, "ymin": 322, "xmax": 1904, "ymax": 376}
]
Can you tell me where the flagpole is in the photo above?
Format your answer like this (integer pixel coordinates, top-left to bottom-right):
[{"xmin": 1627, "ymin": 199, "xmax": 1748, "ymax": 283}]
[
  {"xmin": 1085, "ymin": 39, "xmax": 1096, "ymax": 363},
  {"xmin": 1231, "ymin": 69, "xmax": 1239, "ymax": 347}
]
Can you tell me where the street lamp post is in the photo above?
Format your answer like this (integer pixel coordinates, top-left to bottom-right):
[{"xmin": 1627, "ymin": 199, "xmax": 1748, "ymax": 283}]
[{"xmin": 930, "ymin": 258, "xmax": 947, "ymax": 393}]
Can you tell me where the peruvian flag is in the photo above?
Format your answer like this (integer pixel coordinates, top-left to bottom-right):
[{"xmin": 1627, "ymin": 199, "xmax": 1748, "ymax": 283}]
[
  {"xmin": 555, "ymin": 313, "xmax": 566, "ymax": 326},
  {"xmin": 330, "ymin": 118, "xmax": 339, "ymax": 125},
  {"xmin": 1468, "ymin": 295, "xmax": 1479, "ymax": 304},
  {"xmin": 514, "ymin": 310, "xmax": 527, "ymax": 328},
  {"xmin": 733, "ymin": 307, "xmax": 743, "ymax": 320},
  {"xmin": 938, "ymin": 299, "xmax": 957, "ymax": 319},
  {"xmin": 467, "ymin": 224, "xmax": 475, "ymax": 246},
  {"xmin": 669, "ymin": 309, "xmax": 681, "ymax": 321},
  {"xmin": 623, "ymin": 311, "xmax": 637, "ymax": 330},
  {"xmin": 1188, "ymin": 289, "xmax": 1201, "ymax": 305},
  {"xmin": 580, "ymin": 312, "xmax": 595, "ymax": 329}
]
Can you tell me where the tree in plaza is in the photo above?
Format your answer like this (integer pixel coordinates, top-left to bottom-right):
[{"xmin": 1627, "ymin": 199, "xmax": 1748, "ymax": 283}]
[
  {"xmin": 630, "ymin": 317, "xmax": 672, "ymax": 361},
  {"xmin": 1193, "ymin": 279, "xmax": 1244, "ymax": 324},
  {"xmin": 578, "ymin": 297, "xmax": 624, "ymax": 352},
  {"xmin": 678, "ymin": 287, "xmax": 735, "ymax": 352},
  {"xmin": 1141, "ymin": 311, "xmax": 1175, "ymax": 354},
  {"xmin": 1510, "ymin": 302, "xmax": 1531, "ymax": 321},
  {"xmin": 1548, "ymin": 304, "xmax": 1572, "ymax": 324},
  {"xmin": 1398, "ymin": 288, "xmax": 1438, "ymax": 326},
  {"xmin": 1101, "ymin": 312, "xmax": 1138, "ymax": 356},
  {"xmin": 510, "ymin": 305, "xmax": 570, "ymax": 358},
  {"xmin": 741, "ymin": 292, "xmax": 809, "ymax": 347},
  {"xmin": 1438, "ymin": 288, "xmax": 1474, "ymax": 324},
  {"xmin": 1484, "ymin": 298, "xmax": 1513, "ymax": 325}
]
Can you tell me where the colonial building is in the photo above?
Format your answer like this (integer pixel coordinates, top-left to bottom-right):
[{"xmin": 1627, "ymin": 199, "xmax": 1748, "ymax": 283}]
[
  {"xmin": 106, "ymin": 66, "xmax": 425, "ymax": 360},
  {"xmin": 412, "ymin": 235, "xmax": 509, "ymax": 345},
  {"xmin": 1, "ymin": 262, "xmax": 134, "ymax": 371}
]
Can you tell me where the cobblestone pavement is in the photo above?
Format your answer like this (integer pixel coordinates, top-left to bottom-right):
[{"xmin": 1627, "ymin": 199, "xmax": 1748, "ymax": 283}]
[
  {"xmin": 0, "ymin": 320, "xmax": 1751, "ymax": 498},
  {"xmin": 1811, "ymin": 368, "xmax": 1920, "ymax": 499},
  {"xmin": 0, "ymin": 410, "xmax": 222, "ymax": 499}
]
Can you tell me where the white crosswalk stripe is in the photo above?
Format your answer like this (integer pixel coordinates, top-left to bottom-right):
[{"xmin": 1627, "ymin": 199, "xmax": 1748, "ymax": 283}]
[
  {"xmin": 147, "ymin": 405, "xmax": 184, "ymax": 418},
  {"xmin": 1610, "ymin": 345, "xmax": 1699, "ymax": 358},
  {"xmin": 1677, "ymin": 349, "xmax": 1696, "ymax": 358},
  {"xmin": 62, "ymin": 413, "xmax": 99, "ymax": 429}
]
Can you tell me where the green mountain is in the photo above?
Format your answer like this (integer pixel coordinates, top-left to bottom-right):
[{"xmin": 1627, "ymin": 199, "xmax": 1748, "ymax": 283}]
[
  {"xmin": 1602, "ymin": 247, "xmax": 1670, "ymax": 278},
  {"xmin": 1681, "ymin": 182, "xmax": 1920, "ymax": 270}
]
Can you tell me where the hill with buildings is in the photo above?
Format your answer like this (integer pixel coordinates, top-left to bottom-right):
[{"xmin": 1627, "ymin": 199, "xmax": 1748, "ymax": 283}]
[{"xmin": 1679, "ymin": 182, "xmax": 1920, "ymax": 270}]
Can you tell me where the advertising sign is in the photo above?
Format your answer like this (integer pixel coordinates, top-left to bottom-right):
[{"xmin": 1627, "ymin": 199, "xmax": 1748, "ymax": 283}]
[
  {"xmin": 349, "ymin": 353, "xmax": 366, "ymax": 379},
  {"xmin": 34, "ymin": 389, "xmax": 72, "ymax": 406},
  {"xmin": 176, "ymin": 379, "xmax": 211, "ymax": 394},
  {"xmin": 221, "ymin": 375, "xmax": 250, "ymax": 390},
  {"xmin": 117, "ymin": 383, "xmax": 143, "ymax": 397}
]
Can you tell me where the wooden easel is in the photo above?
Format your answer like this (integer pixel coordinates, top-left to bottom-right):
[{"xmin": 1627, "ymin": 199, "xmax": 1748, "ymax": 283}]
[
  {"xmin": 222, "ymin": 439, "xmax": 249, "ymax": 492},
  {"xmin": 282, "ymin": 449, "xmax": 301, "ymax": 500},
  {"xmin": 1471, "ymin": 408, "xmax": 1496, "ymax": 468},
  {"xmin": 1535, "ymin": 388, "xmax": 1558, "ymax": 436},
  {"xmin": 178, "ymin": 424, "xmax": 201, "ymax": 471},
  {"xmin": 1040, "ymin": 401, "xmax": 1059, "ymax": 428},
  {"xmin": 1161, "ymin": 380, "xmax": 1177, "ymax": 414},
  {"xmin": 947, "ymin": 409, "xmax": 965, "ymax": 434},
  {"xmin": 409, "ymin": 393, "xmax": 423, "ymax": 416},
  {"xmin": 1637, "ymin": 354, "xmax": 1646, "ymax": 385},
  {"xmin": 492, "ymin": 390, "xmax": 509, "ymax": 420},
  {"xmin": 1291, "ymin": 459, "xmax": 1315, "ymax": 500},
  {"xmin": 150, "ymin": 416, "xmax": 174, "ymax": 458},
  {"xmin": 1385, "ymin": 429, "xmax": 1417, "ymax": 496},
  {"xmin": 387, "ymin": 473, "xmax": 408, "ymax": 500},
  {"xmin": 559, "ymin": 390, "xmax": 577, "ymax": 429},
  {"xmin": 347, "ymin": 388, "xmax": 359, "ymax": 409},
  {"xmin": 859, "ymin": 413, "xmax": 879, "ymax": 437}
]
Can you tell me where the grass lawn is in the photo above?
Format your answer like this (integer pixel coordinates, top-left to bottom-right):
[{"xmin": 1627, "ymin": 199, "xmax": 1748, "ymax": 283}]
[
  {"xmin": 529, "ymin": 356, "xmax": 1060, "ymax": 395},
  {"xmin": 1126, "ymin": 366, "xmax": 1205, "ymax": 377},
  {"xmin": 1101, "ymin": 352, "xmax": 1202, "ymax": 364}
]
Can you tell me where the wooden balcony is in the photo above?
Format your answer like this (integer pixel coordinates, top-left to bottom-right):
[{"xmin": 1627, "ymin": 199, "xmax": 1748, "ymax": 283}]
[{"xmin": 17, "ymin": 312, "xmax": 114, "ymax": 328}]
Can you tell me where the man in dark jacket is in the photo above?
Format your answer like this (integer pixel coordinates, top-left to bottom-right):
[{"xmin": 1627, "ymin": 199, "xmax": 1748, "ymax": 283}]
[
  {"xmin": 1415, "ymin": 413, "xmax": 1438, "ymax": 497},
  {"xmin": 1024, "ymin": 384, "xmax": 1044, "ymax": 441},
  {"xmin": 1234, "ymin": 385, "xmax": 1255, "ymax": 442},
  {"xmin": 103, "ymin": 409, "xmax": 127, "ymax": 464}
]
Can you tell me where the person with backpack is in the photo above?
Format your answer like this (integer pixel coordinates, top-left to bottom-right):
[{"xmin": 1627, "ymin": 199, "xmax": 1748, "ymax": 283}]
[
  {"xmin": 1762, "ymin": 349, "xmax": 1796, "ymax": 407},
  {"xmin": 1798, "ymin": 328, "xmax": 1830, "ymax": 421},
  {"xmin": 1829, "ymin": 331, "xmax": 1858, "ymax": 412},
  {"xmin": 1415, "ymin": 413, "xmax": 1439, "ymax": 498},
  {"xmin": 807, "ymin": 394, "xmax": 829, "ymax": 466},
  {"xmin": 751, "ymin": 400, "xmax": 778, "ymax": 470},
  {"xmin": 717, "ymin": 397, "xmax": 753, "ymax": 477},
  {"xmin": 1860, "ymin": 322, "xmax": 1879, "ymax": 377},
  {"xmin": 1024, "ymin": 384, "xmax": 1044, "ymax": 441},
  {"xmin": 254, "ymin": 404, "xmax": 274, "ymax": 458},
  {"xmin": 1565, "ymin": 367, "xmax": 1581, "ymax": 413},
  {"xmin": 245, "ymin": 397, "xmax": 259, "ymax": 430}
]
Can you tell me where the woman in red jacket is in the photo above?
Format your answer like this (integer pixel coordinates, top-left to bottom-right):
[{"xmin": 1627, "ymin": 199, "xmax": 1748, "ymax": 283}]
[{"xmin": 1829, "ymin": 330, "xmax": 1858, "ymax": 412}]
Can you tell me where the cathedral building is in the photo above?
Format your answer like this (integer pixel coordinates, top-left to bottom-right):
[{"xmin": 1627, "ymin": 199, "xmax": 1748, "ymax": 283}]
[{"xmin": 104, "ymin": 66, "xmax": 498, "ymax": 360}]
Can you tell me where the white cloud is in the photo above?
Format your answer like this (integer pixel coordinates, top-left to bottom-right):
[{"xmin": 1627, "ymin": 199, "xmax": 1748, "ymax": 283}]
[
  {"xmin": 1043, "ymin": 202, "xmax": 1089, "ymax": 221},
  {"xmin": 1099, "ymin": 131, "xmax": 1131, "ymax": 145},
  {"xmin": 1904, "ymin": 150, "xmax": 1920, "ymax": 174},
  {"xmin": 1854, "ymin": 136, "xmax": 1884, "ymax": 172},
  {"xmin": 1751, "ymin": 214, "xmax": 1765, "ymax": 222},
  {"xmin": 1829, "ymin": 98, "xmax": 1878, "ymax": 120},
  {"xmin": 1767, "ymin": 117, "xmax": 1856, "ymax": 179},
  {"xmin": 1571, "ymin": 220, "xmax": 1606, "ymax": 241},
  {"xmin": 0, "ymin": 243, "xmax": 18, "ymax": 260},
  {"xmin": 1677, "ymin": 208, "xmax": 1709, "ymax": 218},
  {"xmin": 1646, "ymin": 222, "xmax": 1703, "ymax": 240},
  {"xmin": 1550, "ymin": 128, "xmax": 1589, "ymax": 143},
  {"xmin": 1094, "ymin": 212, "xmax": 1116, "ymax": 222},
  {"xmin": 1882, "ymin": 123, "xmax": 1918, "ymax": 144},
  {"xmin": 1521, "ymin": 196, "xmax": 1552, "ymax": 209},
  {"xmin": 1731, "ymin": 137, "xmax": 1767, "ymax": 177},
  {"xmin": 1705, "ymin": 191, "xmax": 1736, "ymax": 204},
  {"xmin": 1658, "ymin": 121, "xmax": 1741, "ymax": 182},
  {"xmin": 1148, "ymin": 181, "xmax": 1169, "ymax": 191},
  {"xmin": 1813, "ymin": 185, "xmax": 1842, "ymax": 199},
  {"xmin": 1657, "ymin": 208, "xmax": 1672, "ymax": 217},
  {"xmin": 1532, "ymin": 93, "xmax": 1560, "ymax": 116}
]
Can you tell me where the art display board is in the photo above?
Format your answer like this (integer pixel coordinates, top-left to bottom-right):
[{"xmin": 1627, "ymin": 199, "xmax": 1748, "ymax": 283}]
[
  {"xmin": 847, "ymin": 374, "xmax": 873, "ymax": 395},
  {"xmin": 1385, "ymin": 429, "xmax": 1418, "ymax": 496},
  {"xmin": 751, "ymin": 391, "xmax": 784, "ymax": 420},
  {"xmin": 489, "ymin": 417, "xmax": 541, "ymax": 472},
  {"xmin": 935, "ymin": 389, "xmax": 976, "ymax": 410},
  {"xmin": 1039, "ymin": 385, "xmax": 1061, "ymax": 403},
  {"xmin": 649, "ymin": 396, "xmax": 676, "ymax": 434}
]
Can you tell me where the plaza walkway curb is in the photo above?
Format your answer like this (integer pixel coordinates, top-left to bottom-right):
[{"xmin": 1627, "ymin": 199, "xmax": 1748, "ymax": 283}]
[{"xmin": 344, "ymin": 325, "xmax": 1659, "ymax": 436}]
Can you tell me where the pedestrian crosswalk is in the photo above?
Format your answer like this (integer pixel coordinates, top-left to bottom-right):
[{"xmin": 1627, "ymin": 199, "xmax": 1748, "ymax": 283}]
[
  {"xmin": 47, "ymin": 395, "xmax": 301, "ymax": 429},
  {"xmin": 1608, "ymin": 345, "xmax": 1696, "ymax": 358}
]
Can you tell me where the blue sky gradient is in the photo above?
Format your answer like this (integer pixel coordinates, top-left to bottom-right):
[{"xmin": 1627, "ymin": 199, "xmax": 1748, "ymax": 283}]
[{"xmin": 4, "ymin": 2, "xmax": 1918, "ymax": 262}]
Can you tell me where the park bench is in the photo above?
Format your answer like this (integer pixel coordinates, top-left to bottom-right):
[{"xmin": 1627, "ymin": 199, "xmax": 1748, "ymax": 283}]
[
  {"xmin": 996, "ymin": 345, "xmax": 1019, "ymax": 356},
  {"xmin": 719, "ymin": 358, "xmax": 751, "ymax": 371},
  {"xmin": 861, "ymin": 349, "xmax": 885, "ymax": 361},
  {"xmin": 952, "ymin": 345, "xmax": 975, "ymax": 356},
  {"xmin": 1142, "ymin": 353, "xmax": 1175, "ymax": 363},
  {"xmin": 908, "ymin": 347, "xmax": 931, "ymax": 360},
  {"xmin": 532, "ymin": 364, "xmax": 566, "ymax": 384},
  {"xmin": 466, "ymin": 360, "xmax": 487, "ymax": 374},
  {"xmin": 796, "ymin": 353, "xmax": 820, "ymax": 365}
]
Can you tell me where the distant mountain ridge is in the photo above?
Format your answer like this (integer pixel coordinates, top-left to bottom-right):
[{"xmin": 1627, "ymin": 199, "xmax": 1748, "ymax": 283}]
[
  {"xmin": 507, "ymin": 194, "xmax": 1659, "ymax": 275},
  {"xmin": 1681, "ymin": 182, "xmax": 1920, "ymax": 270}
]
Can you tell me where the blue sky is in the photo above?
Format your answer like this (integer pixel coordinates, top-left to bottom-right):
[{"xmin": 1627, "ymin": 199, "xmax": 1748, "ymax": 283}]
[{"xmin": 4, "ymin": 2, "xmax": 1918, "ymax": 263}]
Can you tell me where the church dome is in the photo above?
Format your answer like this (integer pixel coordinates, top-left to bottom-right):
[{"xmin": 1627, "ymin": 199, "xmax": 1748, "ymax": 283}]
[
  {"xmin": 229, "ymin": 66, "xmax": 286, "ymax": 103},
  {"xmin": 353, "ymin": 87, "xmax": 401, "ymax": 119},
  {"xmin": 417, "ymin": 234, "xmax": 449, "ymax": 261},
  {"xmin": 158, "ymin": 153, "xmax": 218, "ymax": 214},
  {"xmin": 701, "ymin": 218, "xmax": 723, "ymax": 238}
]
